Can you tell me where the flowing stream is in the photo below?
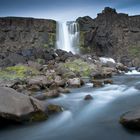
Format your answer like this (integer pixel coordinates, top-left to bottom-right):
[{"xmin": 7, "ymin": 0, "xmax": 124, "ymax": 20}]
[{"xmin": 1, "ymin": 74, "xmax": 140, "ymax": 140}]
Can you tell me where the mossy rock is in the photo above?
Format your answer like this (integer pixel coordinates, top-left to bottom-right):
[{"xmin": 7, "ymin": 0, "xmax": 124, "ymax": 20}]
[
  {"xmin": 79, "ymin": 31, "xmax": 97, "ymax": 54},
  {"xmin": 42, "ymin": 33, "xmax": 56, "ymax": 49},
  {"xmin": 0, "ymin": 65, "xmax": 40, "ymax": 80},
  {"xmin": 128, "ymin": 44, "xmax": 140, "ymax": 57},
  {"xmin": 47, "ymin": 104, "xmax": 63, "ymax": 114},
  {"xmin": 36, "ymin": 58, "xmax": 45, "ymax": 65},
  {"xmin": 63, "ymin": 59, "xmax": 97, "ymax": 77},
  {"xmin": 30, "ymin": 111, "xmax": 48, "ymax": 122}
]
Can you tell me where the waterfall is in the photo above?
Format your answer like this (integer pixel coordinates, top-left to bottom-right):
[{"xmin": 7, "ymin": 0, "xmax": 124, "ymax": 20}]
[{"xmin": 56, "ymin": 21, "xmax": 79, "ymax": 54}]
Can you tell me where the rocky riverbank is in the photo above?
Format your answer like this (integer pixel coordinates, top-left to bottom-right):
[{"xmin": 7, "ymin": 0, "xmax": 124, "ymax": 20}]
[{"xmin": 0, "ymin": 47, "xmax": 129, "ymax": 124}]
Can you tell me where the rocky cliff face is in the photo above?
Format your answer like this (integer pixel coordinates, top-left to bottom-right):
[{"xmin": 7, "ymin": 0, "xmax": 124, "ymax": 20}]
[
  {"xmin": 0, "ymin": 17, "xmax": 56, "ymax": 53},
  {"xmin": 77, "ymin": 7, "xmax": 140, "ymax": 66}
]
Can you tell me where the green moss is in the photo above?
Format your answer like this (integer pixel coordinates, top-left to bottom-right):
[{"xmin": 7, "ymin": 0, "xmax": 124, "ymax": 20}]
[
  {"xmin": 47, "ymin": 104, "xmax": 62, "ymax": 114},
  {"xmin": 48, "ymin": 33, "xmax": 56, "ymax": 46},
  {"xmin": 79, "ymin": 31, "xmax": 86, "ymax": 46},
  {"xmin": 43, "ymin": 44, "xmax": 49, "ymax": 49},
  {"xmin": 79, "ymin": 31, "xmax": 93, "ymax": 54},
  {"xmin": 50, "ymin": 20, "xmax": 56, "ymax": 32},
  {"xmin": 63, "ymin": 59, "xmax": 96, "ymax": 77},
  {"xmin": 30, "ymin": 111, "xmax": 48, "ymax": 122},
  {"xmin": 128, "ymin": 44, "xmax": 140, "ymax": 57},
  {"xmin": 42, "ymin": 33, "xmax": 56, "ymax": 49},
  {"xmin": 0, "ymin": 65, "xmax": 40, "ymax": 80},
  {"xmin": 36, "ymin": 58, "xmax": 45, "ymax": 65}
]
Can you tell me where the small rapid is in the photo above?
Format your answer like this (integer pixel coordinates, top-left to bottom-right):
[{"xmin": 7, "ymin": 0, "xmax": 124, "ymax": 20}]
[{"xmin": 125, "ymin": 70, "xmax": 140, "ymax": 75}]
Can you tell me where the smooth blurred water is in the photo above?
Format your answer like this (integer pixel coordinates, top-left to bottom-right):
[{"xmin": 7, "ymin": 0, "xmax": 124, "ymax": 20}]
[
  {"xmin": 1, "ymin": 75, "xmax": 140, "ymax": 140},
  {"xmin": 56, "ymin": 21, "xmax": 79, "ymax": 54}
]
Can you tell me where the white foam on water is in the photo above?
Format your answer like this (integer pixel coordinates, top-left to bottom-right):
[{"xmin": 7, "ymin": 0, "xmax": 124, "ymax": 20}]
[
  {"xmin": 125, "ymin": 70, "xmax": 140, "ymax": 75},
  {"xmin": 99, "ymin": 57, "xmax": 116, "ymax": 64}
]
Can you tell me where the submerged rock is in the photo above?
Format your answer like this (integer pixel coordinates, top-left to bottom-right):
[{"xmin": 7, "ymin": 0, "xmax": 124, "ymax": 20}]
[
  {"xmin": 120, "ymin": 109, "xmax": 140, "ymax": 130},
  {"xmin": 84, "ymin": 94, "xmax": 93, "ymax": 100},
  {"xmin": 0, "ymin": 87, "xmax": 47, "ymax": 123}
]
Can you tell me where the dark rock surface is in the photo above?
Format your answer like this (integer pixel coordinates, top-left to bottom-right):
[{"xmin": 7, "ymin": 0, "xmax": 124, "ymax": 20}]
[
  {"xmin": 120, "ymin": 109, "xmax": 140, "ymax": 130},
  {"xmin": 84, "ymin": 94, "xmax": 93, "ymax": 100},
  {"xmin": 0, "ymin": 17, "xmax": 56, "ymax": 52},
  {"xmin": 77, "ymin": 7, "xmax": 140, "ymax": 66},
  {"xmin": 0, "ymin": 17, "xmax": 56, "ymax": 67}
]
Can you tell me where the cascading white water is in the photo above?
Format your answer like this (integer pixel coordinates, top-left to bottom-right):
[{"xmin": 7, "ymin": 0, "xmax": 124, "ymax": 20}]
[{"xmin": 56, "ymin": 21, "xmax": 79, "ymax": 54}]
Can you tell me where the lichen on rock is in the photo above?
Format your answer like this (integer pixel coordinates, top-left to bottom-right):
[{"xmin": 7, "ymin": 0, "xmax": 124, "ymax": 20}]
[
  {"xmin": 0, "ymin": 65, "xmax": 40, "ymax": 80},
  {"xmin": 63, "ymin": 59, "xmax": 97, "ymax": 77}
]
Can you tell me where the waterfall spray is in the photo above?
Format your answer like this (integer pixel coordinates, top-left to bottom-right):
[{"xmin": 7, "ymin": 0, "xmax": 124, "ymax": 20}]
[{"xmin": 56, "ymin": 21, "xmax": 79, "ymax": 54}]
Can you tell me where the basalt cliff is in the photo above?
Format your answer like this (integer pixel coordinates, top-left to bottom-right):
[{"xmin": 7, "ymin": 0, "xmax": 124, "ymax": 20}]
[
  {"xmin": 0, "ymin": 17, "xmax": 56, "ymax": 52},
  {"xmin": 77, "ymin": 7, "xmax": 140, "ymax": 66},
  {"xmin": 0, "ymin": 7, "xmax": 140, "ymax": 66}
]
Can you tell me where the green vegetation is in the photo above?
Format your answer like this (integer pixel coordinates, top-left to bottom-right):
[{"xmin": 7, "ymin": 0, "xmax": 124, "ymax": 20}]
[
  {"xmin": 128, "ymin": 44, "xmax": 140, "ymax": 57},
  {"xmin": 79, "ymin": 31, "xmax": 86, "ymax": 46},
  {"xmin": 48, "ymin": 33, "xmax": 56, "ymax": 46},
  {"xmin": 42, "ymin": 33, "xmax": 56, "ymax": 49},
  {"xmin": 36, "ymin": 58, "xmax": 45, "ymax": 65},
  {"xmin": 0, "ymin": 65, "xmax": 40, "ymax": 80},
  {"xmin": 47, "ymin": 104, "xmax": 62, "ymax": 114},
  {"xmin": 79, "ymin": 31, "xmax": 93, "ymax": 53},
  {"xmin": 63, "ymin": 59, "xmax": 96, "ymax": 77},
  {"xmin": 30, "ymin": 111, "xmax": 48, "ymax": 122}
]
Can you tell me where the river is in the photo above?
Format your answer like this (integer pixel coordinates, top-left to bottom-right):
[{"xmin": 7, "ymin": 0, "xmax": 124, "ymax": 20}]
[{"xmin": 0, "ymin": 74, "xmax": 140, "ymax": 140}]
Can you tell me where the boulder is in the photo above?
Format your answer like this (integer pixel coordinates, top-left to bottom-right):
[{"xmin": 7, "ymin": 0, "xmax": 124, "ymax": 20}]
[
  {"xmin": 58, "ymin": 87, "xmax": 71, "ymax": 94},
  {"xmin": 0, "ymin": 87, "xmax": 47, "ymax": 122},
  {"xmin": 47, "ymin": 104, "xmax": 63, "ymax": 114},
  {"xmin": 120, "ymin": 109, "xmax": 140, "ymax": 130},
  {"xmin": 67, "ymin": 78, "xmax": 84, "ymax": 88},
  {"xmin": 45, "ymin": 90, "xmax": 60, "ymax": 98},
  {"xmin": 116, "ymin": 63, "xmax": 128, "ymax": 72},
  {"xmin": 27, "ymin": 75, "xmax": 51, "ymax": 87},
  {"xmin": 27, "ymin": 61, "xmax": 42, "ymax": 71},
  {"xmin": 93, "ymin": 80, "xmax": 104, "ymax": 87},
  {"xmin": 62, "ymin": 71, "xmax": 77, "ymax": 79},
  {"xmin": 84, "ymin": 94, "xmax": 93, "ymax": 100},
  {"xmin": 49, "ymin": 83, "xmax": 59, "ymax": 90},
  {"xmin": 54, "ymin": 76, "xmax": 66, "ymax": 87},
  {"xmin": 32, "ymin": 93, "xmax": 47, "ymax": 100},
  {"xmin": 92, "ymin": 71, "xmax": 112, "ymax": 80},
  {"xmin": 28, "ymin": 84, "xmax": 41, "ymax": 92},
  {"xmin": 104, "ymin": 79, "xmax": 113, "ymax": 84}
]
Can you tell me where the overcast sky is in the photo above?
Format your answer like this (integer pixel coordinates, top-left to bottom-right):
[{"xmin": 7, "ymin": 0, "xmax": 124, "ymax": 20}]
[{"xmin": 0, "ymin": 0, "xmax": 140, "ymax": 21}]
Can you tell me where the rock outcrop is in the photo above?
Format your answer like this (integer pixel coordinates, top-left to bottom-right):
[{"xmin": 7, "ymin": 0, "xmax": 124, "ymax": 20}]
[
  {"xmin": 0, "ymin": 17, "xmax": 56, "ymax": 58},
  {"xmin": 77, "ymin": 7, "xmax": 140, "ymax": 66},
  {"xmin": 120, "ymin": 109, "xmax": 140, "ymax": 130},
  {"xmin": 0, "ymin": 87, "xmax": 47, "ymax": 122}
]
